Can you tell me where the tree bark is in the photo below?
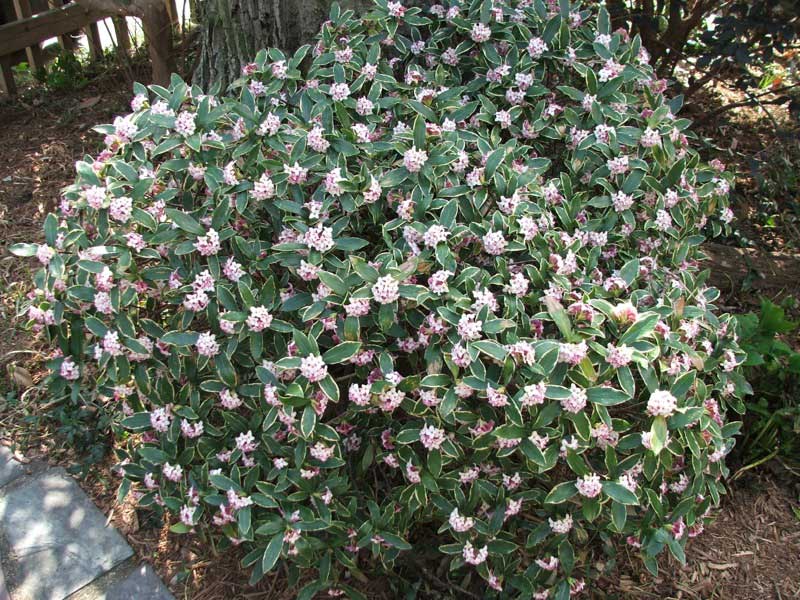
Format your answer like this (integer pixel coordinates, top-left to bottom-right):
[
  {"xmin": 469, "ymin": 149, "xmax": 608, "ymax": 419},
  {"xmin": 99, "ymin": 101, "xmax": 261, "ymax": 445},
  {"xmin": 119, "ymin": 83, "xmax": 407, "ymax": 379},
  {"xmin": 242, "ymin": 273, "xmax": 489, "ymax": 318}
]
[
  {"xmin": 191, "ymin": 0, "xmax": 370, "ymax": 92},
  {"xmin": 141, "ymin": 0, "xmax": 174, "ymax": 85}
]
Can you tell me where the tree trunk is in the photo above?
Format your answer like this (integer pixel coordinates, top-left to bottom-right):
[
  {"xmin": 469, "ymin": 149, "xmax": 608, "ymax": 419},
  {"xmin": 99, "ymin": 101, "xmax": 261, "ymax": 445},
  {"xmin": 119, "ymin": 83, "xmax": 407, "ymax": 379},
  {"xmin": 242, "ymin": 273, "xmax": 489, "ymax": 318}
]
[
  {"xmin": 141, "ymin": 0, "xmax": 174, "ymax": 85},
  {"xmin": 191, "ymin": 0, "xmax": 369, "ymax": 92}
]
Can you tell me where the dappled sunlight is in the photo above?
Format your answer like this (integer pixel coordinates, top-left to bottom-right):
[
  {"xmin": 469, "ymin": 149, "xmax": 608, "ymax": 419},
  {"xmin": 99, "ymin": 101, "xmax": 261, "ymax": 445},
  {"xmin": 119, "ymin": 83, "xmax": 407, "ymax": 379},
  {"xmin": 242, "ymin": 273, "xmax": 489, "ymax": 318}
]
[{"xmin": 0, "ymin": 469, "xmax": 133, "ymax": 599}]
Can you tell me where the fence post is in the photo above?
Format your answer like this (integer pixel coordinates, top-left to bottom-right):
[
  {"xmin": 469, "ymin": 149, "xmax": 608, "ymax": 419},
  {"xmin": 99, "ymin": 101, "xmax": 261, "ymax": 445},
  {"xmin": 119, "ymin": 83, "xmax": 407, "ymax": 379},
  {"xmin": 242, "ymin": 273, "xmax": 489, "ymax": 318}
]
[
  {"xmin": 164, "ymin": 0, "xmax": 179, "ymax": 31},
  {"xmin": 12, "ymin": 0, "xmax": 45, "ymax": 72},
  {"xmin": 112, "ymin": 16, "xmax": 131, "ymax": 56},
  {"xmin": 0, "ymin": 55, "xmax": 16, "ymax": 95},
  {"xmin": 47, "ymin": 0, "xmax": 78, "ymax": 51},
  {"xmin": 84, "ymin": 20, "xmax": 103, "ymax": 61}
]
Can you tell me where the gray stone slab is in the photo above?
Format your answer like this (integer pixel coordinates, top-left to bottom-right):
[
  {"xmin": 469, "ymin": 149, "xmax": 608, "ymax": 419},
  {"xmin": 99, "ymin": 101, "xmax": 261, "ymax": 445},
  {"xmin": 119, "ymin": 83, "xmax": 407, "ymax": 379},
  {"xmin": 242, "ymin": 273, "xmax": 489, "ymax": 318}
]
[
  {"xmin": 67, "ymin": 562, "xmax": 173, "ymax": 600},
  {"xmin": 102, "ymin": 564, "xmax": 172, "ymax": 600},
  {"xmin": 0, "ymin": 468, "xmax": 133, "ymax": 600},
  {"xmin": 0, "ymin": 448, "xmax": 25, "ymax": 488},
  {"xmin": 0, "ymin": 559, "xmax": 9, "ymax": 600}
]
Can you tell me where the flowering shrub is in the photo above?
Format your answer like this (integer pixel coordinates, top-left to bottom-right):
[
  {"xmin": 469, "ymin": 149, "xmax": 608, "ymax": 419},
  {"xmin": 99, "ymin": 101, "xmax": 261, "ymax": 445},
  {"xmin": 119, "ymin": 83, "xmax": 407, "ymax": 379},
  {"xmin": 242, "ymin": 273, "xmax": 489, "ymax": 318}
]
[{"xmin": 13, "ymin": 0, "xmax": 750, "ymax": 597}]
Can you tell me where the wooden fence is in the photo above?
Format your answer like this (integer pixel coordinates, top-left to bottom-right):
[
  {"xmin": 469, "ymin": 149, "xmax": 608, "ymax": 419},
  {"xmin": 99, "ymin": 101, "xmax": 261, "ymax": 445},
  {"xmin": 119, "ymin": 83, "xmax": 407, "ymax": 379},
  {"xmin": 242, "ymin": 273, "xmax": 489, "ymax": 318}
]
[{"xmin": 0, "ymin": 0, "xmax": 119, "ymax": 94}]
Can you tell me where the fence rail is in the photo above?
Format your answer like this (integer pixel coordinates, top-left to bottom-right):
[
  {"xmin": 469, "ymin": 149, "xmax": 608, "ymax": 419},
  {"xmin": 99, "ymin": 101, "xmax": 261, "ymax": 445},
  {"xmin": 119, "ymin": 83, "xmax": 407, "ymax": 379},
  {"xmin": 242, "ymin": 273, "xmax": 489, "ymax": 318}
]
[
  {"xmin": 0, "ymin": 0, "xmax": 112, "ymax": 95},
  {"xmin": 0, "ymin": 2, "xmax": 106, "ymax": 56}
]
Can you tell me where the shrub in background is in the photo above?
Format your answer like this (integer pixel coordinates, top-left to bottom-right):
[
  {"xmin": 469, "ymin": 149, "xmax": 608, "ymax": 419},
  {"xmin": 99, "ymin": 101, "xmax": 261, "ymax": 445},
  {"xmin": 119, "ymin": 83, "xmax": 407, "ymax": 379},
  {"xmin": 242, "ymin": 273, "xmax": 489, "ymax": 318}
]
[
  {"xmin": 735, "ymin": 298, "xmax": 800, "ymax": 466},
  {"xmin": 13, "ymin": 0, "xmax": 747, "ymax": 597}
]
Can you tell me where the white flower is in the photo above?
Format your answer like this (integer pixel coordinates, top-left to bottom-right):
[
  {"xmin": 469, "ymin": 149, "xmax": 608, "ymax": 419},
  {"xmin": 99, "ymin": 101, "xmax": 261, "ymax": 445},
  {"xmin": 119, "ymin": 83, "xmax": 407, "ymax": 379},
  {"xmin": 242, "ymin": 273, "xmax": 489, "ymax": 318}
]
[
  {"xmin": 647, "ymin": 390, "xmax": 677, "ymax": 417},
  {"xmin": 372, "ymin": 275, "xmax": 400, "ymax": 304},
  {"xmin": 576, "ymin": 473, "xmax": 602, "ymax": 498},
  {"xmin": 419, "ymin": 424, "xmax": 446, "ymax": 450},
  {"xmin": 300, "ymin": 354, "xmax": 328, "ymax": 382},
  {"xmin": 403, "ymin": 147, "xmax": 428, "ymax": 172}
]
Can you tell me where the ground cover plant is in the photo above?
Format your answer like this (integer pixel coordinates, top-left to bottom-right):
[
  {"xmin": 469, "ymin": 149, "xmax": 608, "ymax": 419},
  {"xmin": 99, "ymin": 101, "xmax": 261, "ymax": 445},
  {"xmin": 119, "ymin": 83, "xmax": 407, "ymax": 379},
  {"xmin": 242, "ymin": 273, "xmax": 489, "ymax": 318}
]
[{"xmin": 11, "ymin": 0, "xmax": 748, "ymax": 597}]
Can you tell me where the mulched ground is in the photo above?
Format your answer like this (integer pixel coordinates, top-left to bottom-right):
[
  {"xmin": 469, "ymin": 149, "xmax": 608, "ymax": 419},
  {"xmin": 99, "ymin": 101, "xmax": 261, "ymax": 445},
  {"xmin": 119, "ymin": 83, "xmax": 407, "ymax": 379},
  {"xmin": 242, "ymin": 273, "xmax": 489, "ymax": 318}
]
[
  {"xmin": 0, "ymin": 69, "xmax": 799, "ymax": 599},
  {"xmin": 612, "ymin": 468, "xmax": 800, "ymax": 600}
]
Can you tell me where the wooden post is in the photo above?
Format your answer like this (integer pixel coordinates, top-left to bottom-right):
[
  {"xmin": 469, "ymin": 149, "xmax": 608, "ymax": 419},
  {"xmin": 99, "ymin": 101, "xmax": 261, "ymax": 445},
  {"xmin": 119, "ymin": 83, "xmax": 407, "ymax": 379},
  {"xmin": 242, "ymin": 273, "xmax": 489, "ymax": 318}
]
[
  {"xmin": 112, "ymin": 16, "xmax": 130, "ymax": 55},
  {"xmin": 47, "ymin": 0, "xmax": 77, "ymax": 51},
  {"xmin": 84, "ymin": 20, "xmax": 103, "ymax": 61},
  {"xmin": 12, "ymin": 0, "xmax": 45, "ymax": 72},
  {"xmin": 164, "ymin": 0, "xmax": 179, "ymax": 31},
  {"xmin": 0, "ymin": 55, "xmax": 16, "ymax": 95}
]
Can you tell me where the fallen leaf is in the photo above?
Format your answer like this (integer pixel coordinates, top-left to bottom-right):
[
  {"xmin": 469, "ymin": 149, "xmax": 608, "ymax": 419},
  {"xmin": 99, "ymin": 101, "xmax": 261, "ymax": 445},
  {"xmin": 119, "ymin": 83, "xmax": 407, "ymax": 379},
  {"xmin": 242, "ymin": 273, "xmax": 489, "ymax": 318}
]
[
  {"xmin": 78, "ymin": 96, "xmax": 101, "ymax": 110},
  {"xmin": 8, "ymin": 364, "xmax": 33, "ymax": 388}
]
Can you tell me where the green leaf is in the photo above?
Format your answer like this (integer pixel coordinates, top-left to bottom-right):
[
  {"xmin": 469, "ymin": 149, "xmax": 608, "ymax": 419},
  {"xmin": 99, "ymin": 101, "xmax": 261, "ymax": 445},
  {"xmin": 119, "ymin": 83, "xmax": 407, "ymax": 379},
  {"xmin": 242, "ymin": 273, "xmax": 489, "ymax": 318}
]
[
  {"xmin": 350, "ymin": 256, "xmax": 379, "ymax": 282},
  {"xmin": 166, "ymin": 208, "xmax": 205, "ymax": 235},
  {"xmin": 611, "ymin": 500, "xmax": 627, "ymax": 531},
  {"xmin": 619, "ymin": 258, "xmax": 639, "ymax": 285},
  {"xmin": 420, "ymin": 374, "xmax": 450, "ymax": 387},
  {"xmin": 544, "ymin": 296, "xmax": 574, "ymax": 341},
  {"xmin": 380, "ymin": 532, "xmax": 412, "ymax": 551},
  {"xmin": 216, "ymin": 352, "xmax": 237, "ymax": 387},
  {"xmin": 396, "ymin": 428, "xmax": 420, "ymax": 444},
  {"xmin": 121, "ymin": 412, "xmax": 152, "ymax": 432},
  {"xmin": 472, "ymin": 340, "xmax": 507, "ymax": 361},
  {"xmin": 413, "ymin": 114, "xmax": 426, "ymax": 149},
  {"xmin": 322, "ymin": 341, "xmax": 362, "ymax": 364},
  {"xmin": 238, "ymin": 505, "xmax": 252, "ymax": 537},
  {"xmin": 334, "ymin": 237, "xmax": 369, "ymax": 251},
  {"xmin": 262, "ymin": 534, "xmax": 284, "ymax": 573},
  {"xmin": 521, "ymin": 439, "xmax": 546, "ymax": 465},
  {"xmin": 650, "ymin": 416, "xmax": 668, "ymax": 454},
  {"xmin": 602, "ymin": 481, "xmax": 638, "ymax": 505},
  {"xmin": 408, "ymin": 99, "xmax": 437, "ymax": 122},
  {"xmin": 559, "ymin": 539, "xmax": 575, "ymax": 575},
  {"xmin": 619, "ymin": 312, "xmax": 660, "ymax": 345},
  {"xmin": 379, "ymin": 302, "xmax": 395, "ymax": 332},
  {"xmin": 170, "ymin": 522, "xmax": 192, "ymax": 534},
  {"xmin": 161, "ymin": 331, "xmax": 200, "ymax": 346},
  {"xmin": 669, "ymin": 406, "xmax": 704, "ymax": 429},
  {"xmin": 319, "ymin": 374, "xmax": 340, "ymax": 402},
  {"xmin": 317, "ymin": 271, "xmax": 348, "ymax": 295},
  {"xmin": 671, "ymin": 370, "xmax": 696, "ymax": 399},
  {"xmin": 85, "ymin": 316, "xmax": 109, "ymax": 338},
  {"xmin": 494, "ymin": 424, "xmax": 526, "ymax": 439},
  {"xmin": 622, "ymin": 169, "xmax": 646, "ymax": 194},
  {"xmin": 301, "ymin": 406, "xmax": 317, "ymax": 439},
  {"xmin": 43, "ymin": 213, "xmax": 58, "ymax": 246},
  {"xmin": 545, "ymin": 481, "xmax": 578, "ymax": 504},
  {"xmin": 597, "ymin": 5, "xmax": 610, "ymax": 34},
  {"xmin": 586, "ymin": 387, "xmax": 629, "ymax": 406},
  {"xmin": 9, "ymin": 243, "xmax": 39, "ymax": 257},
  {"xmin": 209, "ymin": 473, "xmax": 241, "ymax": 492},
  {"xmin": 138, "ymin": 446, "xmax": 170, "ymax": 464},
  {"xmin": 484, "ymin": 147, "xmax": 505, "ymax": 179},
  {"xmin": 487, "ymin": 539, "xmax": 518, "ymax": 554}
]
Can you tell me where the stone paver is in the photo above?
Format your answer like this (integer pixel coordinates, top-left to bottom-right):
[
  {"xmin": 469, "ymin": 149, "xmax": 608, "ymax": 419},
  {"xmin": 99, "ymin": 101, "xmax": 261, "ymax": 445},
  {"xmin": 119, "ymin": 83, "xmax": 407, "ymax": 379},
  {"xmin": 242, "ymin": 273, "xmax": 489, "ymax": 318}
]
[
  {"xmin": 98, "ymin": 564, "xmax": 173, "ymax": 600},
  {"xmin": 0, "ymin": 560, "xmax": 9, "ymax": 600},
  {"xmin": 0, "ymin": 449, "xmax": 25, "ymax": 489},
  {"xmin": 0, "ymin": 468, "xmax": 133, "ymax": 600},
  {"xmin": 67, "ymin": 562, "xmax": 173, "ymax": 600}
]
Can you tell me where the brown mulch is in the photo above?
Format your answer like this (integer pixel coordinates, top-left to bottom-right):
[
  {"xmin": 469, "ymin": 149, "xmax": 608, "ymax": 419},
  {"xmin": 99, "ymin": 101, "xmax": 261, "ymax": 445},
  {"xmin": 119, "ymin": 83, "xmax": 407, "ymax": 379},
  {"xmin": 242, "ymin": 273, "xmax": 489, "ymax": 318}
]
[
  {"xmin": 612, "ymin": 469, "xmax": 800, "ymax": 600},
  {"xmin": 688, "ymin": 83, "xmax": 800, "ymax": 256}
]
